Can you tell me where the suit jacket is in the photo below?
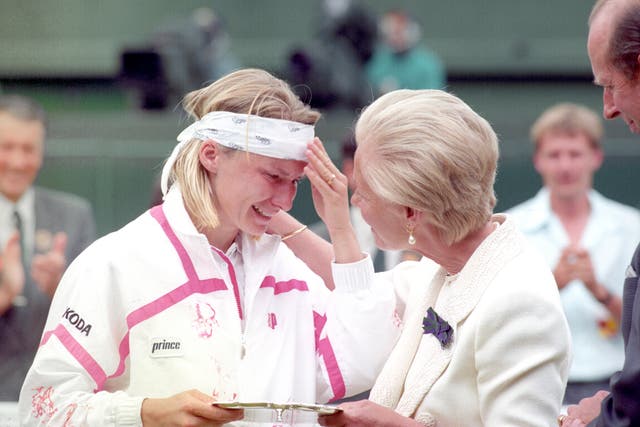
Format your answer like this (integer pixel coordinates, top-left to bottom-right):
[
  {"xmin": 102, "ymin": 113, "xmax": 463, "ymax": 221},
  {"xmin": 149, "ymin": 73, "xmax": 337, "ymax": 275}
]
[
  {"xmin": 370, "ymin": 215, "xmax": 571, "ymax": 426},
  {"xmin": 0, "ymin": 186, "xmax": 95, "ymax": 401},
  {"xmin": 591, "ymin": 242, "xmax": 640, "ymax": 426}
]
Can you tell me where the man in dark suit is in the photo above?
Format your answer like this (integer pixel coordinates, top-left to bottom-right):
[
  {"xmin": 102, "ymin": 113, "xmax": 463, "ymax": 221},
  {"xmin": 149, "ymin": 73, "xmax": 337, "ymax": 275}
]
[
  {"xmin": 0, "ymin": 95, "xmax": 96, "ymax": 400},
  {"xmin": 561, "ymin": 0, "xmax": 640, "ymax": 425}
]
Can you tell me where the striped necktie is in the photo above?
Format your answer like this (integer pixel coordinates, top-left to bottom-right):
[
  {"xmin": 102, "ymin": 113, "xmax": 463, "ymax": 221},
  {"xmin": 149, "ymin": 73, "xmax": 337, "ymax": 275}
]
[
  {"xmin": 11, "ymin": 209, "xmax": 29, "ymax": 306},
  {"xmin": 12, "ymin": 209, "xmax": 27, "ymax": 269}
]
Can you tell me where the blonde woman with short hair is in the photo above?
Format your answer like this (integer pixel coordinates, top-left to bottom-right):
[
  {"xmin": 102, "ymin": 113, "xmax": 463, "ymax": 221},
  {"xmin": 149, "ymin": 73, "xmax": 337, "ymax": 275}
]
[{"xmin": 276, "ymin": 89, "xmax": 571, "ymax": 426}]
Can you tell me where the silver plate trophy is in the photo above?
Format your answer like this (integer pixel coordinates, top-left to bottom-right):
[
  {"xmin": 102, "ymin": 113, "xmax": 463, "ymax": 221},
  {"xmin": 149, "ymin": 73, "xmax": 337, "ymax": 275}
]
[{"xmin": 213, "ymin": 401, "xmax": 342, "ymax": 425}]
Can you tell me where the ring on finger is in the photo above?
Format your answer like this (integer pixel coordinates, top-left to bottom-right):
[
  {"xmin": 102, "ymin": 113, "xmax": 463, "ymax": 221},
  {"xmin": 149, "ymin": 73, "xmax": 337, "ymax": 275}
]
[
  {"xmin": 326, "ymin": 173, "xmax": 336, "ymax": 186},
  {"xmin": 557, "ymin": 414, "xmax": 566, "ymax": 426}
]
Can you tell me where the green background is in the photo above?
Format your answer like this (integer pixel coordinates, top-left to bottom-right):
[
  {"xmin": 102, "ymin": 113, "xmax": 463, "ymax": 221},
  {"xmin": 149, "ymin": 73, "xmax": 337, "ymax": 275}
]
[{"xmin": 1, "ymin": 1, "xmax": 639, "ymax": 237}]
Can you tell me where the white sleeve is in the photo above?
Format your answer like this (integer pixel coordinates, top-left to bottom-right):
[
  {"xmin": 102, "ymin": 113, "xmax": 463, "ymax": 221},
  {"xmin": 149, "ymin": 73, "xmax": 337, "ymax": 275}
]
[
  {"xmin": 314, "ymin": 255, "xmax": 402, "ymax": 403},
  {"xmin": 18, "ymin": 245, "xmax": 144, "ymax": 426}
]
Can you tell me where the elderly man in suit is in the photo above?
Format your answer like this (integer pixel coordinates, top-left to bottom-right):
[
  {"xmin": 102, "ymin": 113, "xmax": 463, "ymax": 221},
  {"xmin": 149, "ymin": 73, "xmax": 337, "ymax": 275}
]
[
  {"xmin": 560, "ymin": 0, "xmax": 640, "ymax": 426},
  {"xmin": 0, "ymin": 94, "xmax": 96, "ymax": 401}
]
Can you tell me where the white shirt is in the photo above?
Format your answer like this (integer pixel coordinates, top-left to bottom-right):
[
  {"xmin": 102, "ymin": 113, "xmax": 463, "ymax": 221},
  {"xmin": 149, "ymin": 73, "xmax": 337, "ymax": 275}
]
[{"xmin": 508, "ymin": 188, "xmax": 640, "ymax": 381}]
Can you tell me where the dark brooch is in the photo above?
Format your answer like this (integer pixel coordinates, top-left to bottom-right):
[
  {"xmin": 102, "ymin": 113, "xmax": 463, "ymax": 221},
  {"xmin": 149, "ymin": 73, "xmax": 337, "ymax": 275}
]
[{"xmin": 422, "ymin": 307, "xmax": 454, "ymax": 349}]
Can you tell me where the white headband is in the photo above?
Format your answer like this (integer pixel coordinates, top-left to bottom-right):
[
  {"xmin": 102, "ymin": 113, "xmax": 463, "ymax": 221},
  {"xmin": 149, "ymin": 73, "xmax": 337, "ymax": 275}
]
[{"xmin": 161, "ymin": 111, "xmax": 315, "ymax": 195}]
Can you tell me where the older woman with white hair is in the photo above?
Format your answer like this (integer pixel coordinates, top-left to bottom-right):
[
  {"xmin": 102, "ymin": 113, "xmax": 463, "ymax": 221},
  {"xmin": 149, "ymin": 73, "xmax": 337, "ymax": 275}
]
[
  {"xmin": 275, "ymin": 89, "xmax": 571, "ymax": 426},
  {"xmin": 17, "ymin": 68, "xmax": 399, "ymax": 426}
]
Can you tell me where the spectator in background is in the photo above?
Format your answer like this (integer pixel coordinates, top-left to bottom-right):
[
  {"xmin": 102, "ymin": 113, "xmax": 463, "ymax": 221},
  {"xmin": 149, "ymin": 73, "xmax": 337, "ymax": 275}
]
[
  {"xmin": 151, "ymin": 7, "xmax": 241, "ymax": 108},
  {"xmin": 285, "ymin": 0, "xmax": 377, "ymax": 109},
  {"xmin": 366, "ymin": 9, "xmax": 446, "ymax": 96},
  {"xmin": 317, "ymin": 0, "xmax": 378, "ymax": 66},
  {"xmin": 507, "ymin": 103, "xmax": 640, "ymax": 405},
  {"xmin": 0, "ymin": 94, "xmax": 96, "ymax": 401}
]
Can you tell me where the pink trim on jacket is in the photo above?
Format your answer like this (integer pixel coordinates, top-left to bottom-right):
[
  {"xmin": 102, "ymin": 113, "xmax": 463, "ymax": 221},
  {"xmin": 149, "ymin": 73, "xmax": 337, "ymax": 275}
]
[
  {"xmin": 314, "ymin": 311, "xmax": 346, "ymax": 401},
  {"xmin": 102, "ymin": 277, "xmax": 229, "ymax": 389},
  {"xmin": 150, "ymin": 205, "xmax": 244, "ymax": 320},
  {"xmin": 260, "ymin": 276, "xmax": 309, "ymax": 294},
  {"xmin": 100, "ymin": 206, "xmax": 235, "ymax": 389},
  {"xmin": 41, "ymin": 325, "xmax": 107, "ymax": 392},
  {"xmin": 39, "ymin": 206, "xmax": 233, "ymax": 391}
]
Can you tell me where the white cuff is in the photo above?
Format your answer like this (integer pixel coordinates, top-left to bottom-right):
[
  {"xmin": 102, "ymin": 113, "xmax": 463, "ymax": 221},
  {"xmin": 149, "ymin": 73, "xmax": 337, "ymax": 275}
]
[
  {"xmin": 331, "ymin": 253, "xmax": 375, "ymax": 292},
  {"xmin": 115, "ymin": 395, "xmax": 145, "ymax": 426}
]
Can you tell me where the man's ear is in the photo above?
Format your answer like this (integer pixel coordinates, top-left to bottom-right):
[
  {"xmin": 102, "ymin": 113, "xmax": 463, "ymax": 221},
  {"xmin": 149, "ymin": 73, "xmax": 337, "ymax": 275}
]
[
  {"xmin": 532, "ymin": 150, "xmax": 543, "ymax": 175},
  {"xmin": 199, "ymin": 140, "xmax": 220, "ymax": 173}
]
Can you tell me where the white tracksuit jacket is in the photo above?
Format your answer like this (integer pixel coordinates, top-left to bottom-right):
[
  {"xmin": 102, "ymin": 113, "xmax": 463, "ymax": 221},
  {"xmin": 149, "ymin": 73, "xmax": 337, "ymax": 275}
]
[{"xmin": 18, "ymin": 188, "xmax": 400, "ymax": 426}]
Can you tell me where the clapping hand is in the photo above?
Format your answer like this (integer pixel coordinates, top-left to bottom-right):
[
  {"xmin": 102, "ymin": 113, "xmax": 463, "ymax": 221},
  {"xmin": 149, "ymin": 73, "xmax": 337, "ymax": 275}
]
[
  {"xmin": 554, "ymin": 247, "xmax": 597, "ymax": 290},
  {"xmin": 31, "ymin": 232, "xmax": 67, "ymax": 297},
  {"xmin": 0, "ymin": 232, "xmax": 25, "ymax": 312}
]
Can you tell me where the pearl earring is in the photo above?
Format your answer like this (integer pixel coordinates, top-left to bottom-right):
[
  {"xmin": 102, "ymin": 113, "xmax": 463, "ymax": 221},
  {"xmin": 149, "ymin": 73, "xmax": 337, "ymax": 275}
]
[
  {"xmin": 408, "ymin": 232, "xmax": 416, "ymax": 245},
  {"xmin": 406, "ymin": 223, "xmax": 416, "ymax": 245}
]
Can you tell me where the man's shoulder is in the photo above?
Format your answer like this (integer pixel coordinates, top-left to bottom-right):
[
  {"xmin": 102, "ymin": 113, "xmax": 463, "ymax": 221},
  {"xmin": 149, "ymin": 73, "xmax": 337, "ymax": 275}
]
[
  {"xmin": 504, "ymin": 194, "xmax": 542, "ymax": 218},
  {"xmin": 594, "ymin": 191, "xmax": 640, "ymax": 214},
  {"xmin": 593, "ymin": 191, "xmax": 640, "ymax": 219},
  {"xmin": 503, "ymin": 192, "xmax": 552, "ymax": 234},
  {"xmin": 34, "ymin": 186, "xmax": 92, "ymax": 212},
  {"xmin": 506, "ymin": 197, "xmax": 535, "ymax": 213}
]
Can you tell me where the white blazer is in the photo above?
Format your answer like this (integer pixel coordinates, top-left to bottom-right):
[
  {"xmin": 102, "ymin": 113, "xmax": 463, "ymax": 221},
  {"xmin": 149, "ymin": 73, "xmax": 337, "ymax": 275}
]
[{"xmin": 370, "ymin": 214, "xmax": 571, "ymax": 426}]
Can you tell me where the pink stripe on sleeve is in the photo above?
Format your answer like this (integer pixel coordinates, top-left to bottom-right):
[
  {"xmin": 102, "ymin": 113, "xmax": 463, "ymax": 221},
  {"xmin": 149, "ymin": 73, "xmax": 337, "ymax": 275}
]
[
  {"xmin": 313, "ymin": 311, "xmax": 326, "ymax": 345},
  {"xmin": 41, "ymin": 324, "xmax": 107, "ymax": 392},
  {"xmin": 104, "ymin": 330, "xmax": 130, "ymax": 389},
  {"xmin": 313, "ymin": 311, "xmax": 346, "ymax": 401},
  {"xmin": 260, "ymin": 276, "xmax": 309, "ymax": 294}
]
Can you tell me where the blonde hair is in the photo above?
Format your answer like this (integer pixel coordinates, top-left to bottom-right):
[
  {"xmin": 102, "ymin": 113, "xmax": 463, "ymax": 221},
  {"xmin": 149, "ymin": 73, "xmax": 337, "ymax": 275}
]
[
  {"xmin": 169, "ymin": 68, "xmax": 320, "ymax": 231},
  {"xmin": 530, "ymin": 103, "xmax": 603, "ymax": 150},
  {"xmin": 354, "ymin": 89, "xmax": 498, "ymax": 245}
]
